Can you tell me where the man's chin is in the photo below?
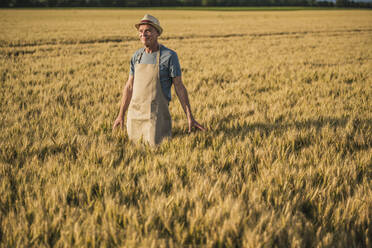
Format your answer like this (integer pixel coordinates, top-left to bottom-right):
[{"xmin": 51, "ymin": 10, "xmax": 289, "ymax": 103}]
[{"xmin": 141, "ymin": 40, "xmax": 150, "ymax": 46}]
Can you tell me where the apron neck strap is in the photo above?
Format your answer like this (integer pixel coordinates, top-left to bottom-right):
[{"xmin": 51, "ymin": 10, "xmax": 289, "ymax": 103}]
[
  {"xmin": 156, "ymin": 44, "xmax": 161, "ymax": 65},
  {"xmin": 136, "ymin": 48, "xmax": 144, "ymax": 64}
]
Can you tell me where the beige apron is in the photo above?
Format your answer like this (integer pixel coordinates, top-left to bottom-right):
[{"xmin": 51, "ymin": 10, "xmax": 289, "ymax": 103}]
[{"xmin": 127, "ymin": 47, "xmax": 172, "ymax": 146}]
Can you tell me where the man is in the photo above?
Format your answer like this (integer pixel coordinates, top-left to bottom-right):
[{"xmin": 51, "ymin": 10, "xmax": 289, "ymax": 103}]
[{"xmin": 113, "ymin": 14, "xmax": 205, "ymax": 145}]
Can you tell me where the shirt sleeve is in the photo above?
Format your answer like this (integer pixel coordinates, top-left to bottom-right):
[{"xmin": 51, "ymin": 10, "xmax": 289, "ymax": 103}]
[
  {"xmin": 129, "ymin": 51, "xmax": 138, "ymax": 76},
  {"xmin": 169, "ymin": 52, "xmax": 182, "ymax": 78}
]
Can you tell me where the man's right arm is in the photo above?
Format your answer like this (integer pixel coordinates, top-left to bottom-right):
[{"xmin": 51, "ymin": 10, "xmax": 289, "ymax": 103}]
[{"xmin": 112, "ymin": 75, "xmax": 134, "ymax": 130}]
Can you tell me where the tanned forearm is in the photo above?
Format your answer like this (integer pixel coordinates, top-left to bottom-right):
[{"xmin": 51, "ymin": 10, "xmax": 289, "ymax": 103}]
[
  {"xmin": 174, "ymin": 78, "xmax": 194, "ymax": 121},
  {"xmin": 173, "ymin": 76, "xmax": 206, "ymax": 132},
  {"xmin": 117, "ymin": 76, "xmax": 134, "ymax": 120},
  {"xmin": 113, "ymin": 76, "xmax": 134, "ymax": 130},
  {"xmin": 118, "ymin": 83, "xmax": 133, "ymax": 119}
]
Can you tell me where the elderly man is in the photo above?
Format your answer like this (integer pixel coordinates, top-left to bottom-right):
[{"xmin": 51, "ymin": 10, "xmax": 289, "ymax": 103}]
[{"xmin": 113, "ymin": 14, "xmax": 205, "ymax": 145}]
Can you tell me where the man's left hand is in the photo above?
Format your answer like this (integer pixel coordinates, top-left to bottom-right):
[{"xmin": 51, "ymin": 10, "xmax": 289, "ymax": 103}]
[{"xmin": 188, "ymin": 118, "xmax": 206, "ymax": 133}]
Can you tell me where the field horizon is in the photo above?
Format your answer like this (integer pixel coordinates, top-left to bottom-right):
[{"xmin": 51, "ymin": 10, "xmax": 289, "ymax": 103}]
[
  {"xmin": 2, "ymin": 6, "xmax": 372, "ymax": 11},
  {"xmin": 1, "ymin": 9, "xmax": 371, "ymax": 247}
]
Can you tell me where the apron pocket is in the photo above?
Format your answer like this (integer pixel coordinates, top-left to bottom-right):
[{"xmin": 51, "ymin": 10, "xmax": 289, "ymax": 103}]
[{"xmin": 128, "ymin": 102, "xmax": 151, "ymax": 120}]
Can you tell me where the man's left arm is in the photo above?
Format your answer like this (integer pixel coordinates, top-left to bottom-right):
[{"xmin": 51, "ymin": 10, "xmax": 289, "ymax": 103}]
[{"xmin": 173, "ymin": 76, "xmax": 206, "ymax": 133}]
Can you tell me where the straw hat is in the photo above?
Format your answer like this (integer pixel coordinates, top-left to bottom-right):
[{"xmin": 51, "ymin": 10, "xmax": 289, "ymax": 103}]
[{"xmin": 135, "ymin": 14, "xmax": 163, "ymax": 35}]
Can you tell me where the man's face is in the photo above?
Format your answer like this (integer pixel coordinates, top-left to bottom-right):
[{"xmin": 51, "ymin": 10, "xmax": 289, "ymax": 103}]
[{"xmin": 138, "ymin": 24, "xmax": 159, "ymax": 47}]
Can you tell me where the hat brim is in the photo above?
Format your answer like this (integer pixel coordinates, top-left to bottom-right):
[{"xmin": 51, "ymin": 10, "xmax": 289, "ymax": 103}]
[{"xmin": 135, "ymin": 22, "xmax": 163, "ymax": 36}]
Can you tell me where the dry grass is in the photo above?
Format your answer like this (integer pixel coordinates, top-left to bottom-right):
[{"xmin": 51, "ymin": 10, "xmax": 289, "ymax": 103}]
[{"xmin": 0, "ymin": 9, "xmax": 371, "ymax": 247}]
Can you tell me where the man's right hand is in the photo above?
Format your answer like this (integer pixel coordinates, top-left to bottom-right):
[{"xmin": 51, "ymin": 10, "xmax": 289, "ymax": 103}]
[{"xmin": 112, "ymin": 117, "xmax": 124, "ymax": 130}]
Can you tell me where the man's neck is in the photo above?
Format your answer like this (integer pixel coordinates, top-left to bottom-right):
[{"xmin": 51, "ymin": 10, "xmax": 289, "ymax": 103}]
[{"xmin": 145, "ymin": 43, "xmax": 160, "ymax": 53}]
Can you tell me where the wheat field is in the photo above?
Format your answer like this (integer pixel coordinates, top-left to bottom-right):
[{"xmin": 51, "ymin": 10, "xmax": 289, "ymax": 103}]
[{"xmin": 0, "ymin": 9, "xmax": 371, "ymax": 247}]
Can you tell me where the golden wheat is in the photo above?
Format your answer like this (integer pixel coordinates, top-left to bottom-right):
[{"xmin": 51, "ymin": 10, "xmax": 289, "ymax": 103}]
[{"xmin": 0, "ymin": 9, "xmax": 371, "ymax": 247}]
